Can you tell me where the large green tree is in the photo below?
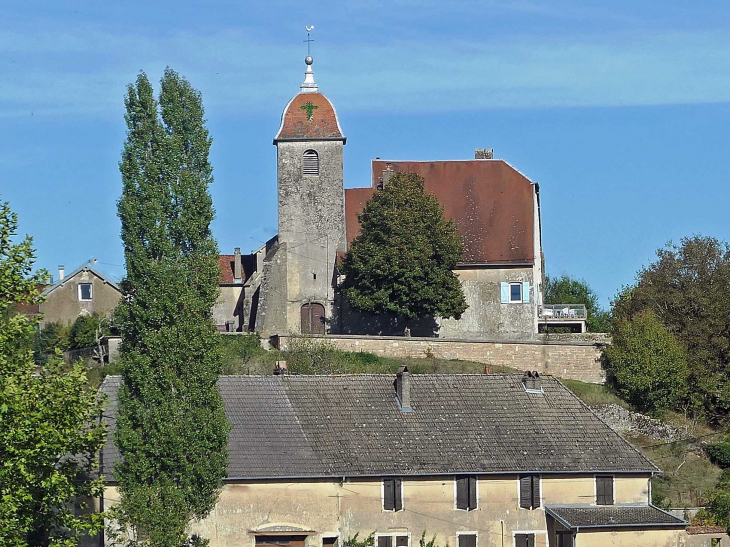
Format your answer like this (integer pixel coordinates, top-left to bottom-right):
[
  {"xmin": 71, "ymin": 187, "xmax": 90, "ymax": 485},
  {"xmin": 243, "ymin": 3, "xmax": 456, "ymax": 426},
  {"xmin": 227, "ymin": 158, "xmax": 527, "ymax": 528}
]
[
  {"xmin": 612, "ymin": 236, "xmax": 730, "ymax": 421},
  {"xmin": 544, "ymin": 274, "xmax": 611, "ymax": 332},
  {"xmin": 340, "ymin": 171, "xmax": 467, "ymax": 324},
  {"xmin": 112, "ymin": 69, "xmax": 229, "ymax": 546},
  {"xmin": 0, "ymin": 199, "xmax": 106, "ymax": 546}
]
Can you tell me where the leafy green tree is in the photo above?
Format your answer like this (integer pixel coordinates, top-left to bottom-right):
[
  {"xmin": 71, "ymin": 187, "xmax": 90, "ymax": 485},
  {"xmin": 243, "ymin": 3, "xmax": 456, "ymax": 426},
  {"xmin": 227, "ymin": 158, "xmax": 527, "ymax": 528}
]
[
  {"xmin": 0, "ymin": 199, "xmax": 106, "ymax": 546},
  {"xmin": 69, "ymin": 313, "xmax": 111, "ymax": 350},
  {"xmin": 612, "ymin": 236, "xmax": 730, "ymax": 421},
  {"xmin": 603, "ymin": 310, "xmax": 688, "ymax": 414},
  {"xmin": 340, "ymin": 171, "xmax": 467, "ymax": 326},
  {"xmin": 33, "ymin": 321, "xmax": 71, "ymax": 364},
  {"xmin": 111, "ymin": 69, "xmax": 230, "ymax": 547},
  {"xmin": 544, "ymin": 274, "xmax": 610, "ymax": 332}
]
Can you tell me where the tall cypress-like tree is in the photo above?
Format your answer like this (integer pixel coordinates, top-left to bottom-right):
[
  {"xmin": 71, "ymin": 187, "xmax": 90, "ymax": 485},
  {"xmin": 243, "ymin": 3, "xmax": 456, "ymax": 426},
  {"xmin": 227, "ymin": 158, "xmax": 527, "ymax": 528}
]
[{"xmin": 112, "ymin": 69, "xmax": 229, "ymax": 546}]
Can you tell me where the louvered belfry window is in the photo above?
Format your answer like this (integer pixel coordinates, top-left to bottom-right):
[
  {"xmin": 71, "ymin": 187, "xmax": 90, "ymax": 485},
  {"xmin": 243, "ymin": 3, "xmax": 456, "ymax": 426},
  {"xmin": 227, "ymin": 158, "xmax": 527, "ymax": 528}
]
[{"xmin": 303, "ymin": 149, "xmax": 319, "ymax": 175}]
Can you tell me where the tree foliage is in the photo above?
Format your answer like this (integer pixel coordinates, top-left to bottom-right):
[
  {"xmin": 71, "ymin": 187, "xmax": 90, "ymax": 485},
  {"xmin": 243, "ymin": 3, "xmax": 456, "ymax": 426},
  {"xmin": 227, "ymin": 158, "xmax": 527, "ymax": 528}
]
[
  {"xmin": 544, "ymin": 274, "xmax": 610, "ymax": 332},
  {"xmin": 603, "ymin": 310, "xmax": 688, "ymax": 414},
  {"xmin": 0, "ymin": 198, "xmax": 106, "ymax": 546},
  {"xmin": 340, "ymin": 171, "xmax": 467, "ymax": 322},
  {"xmin": 112, "ymin": 69, "xmax": 230, "ymax": 546},
  {"xmin": 612, "ymin": 236, "xmax": 730, "ymax": 421}
]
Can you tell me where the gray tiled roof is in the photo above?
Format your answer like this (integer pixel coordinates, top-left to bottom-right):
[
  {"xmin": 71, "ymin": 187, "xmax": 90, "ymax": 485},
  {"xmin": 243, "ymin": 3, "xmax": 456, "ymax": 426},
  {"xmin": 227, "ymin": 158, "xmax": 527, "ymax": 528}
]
[
  {"xmin": 545, "ymin": 505, "xmax": 687, "ymax": 529},
  {"xmin": 98, "ymin": 374, "xmax": 657, "ymax": 480}
]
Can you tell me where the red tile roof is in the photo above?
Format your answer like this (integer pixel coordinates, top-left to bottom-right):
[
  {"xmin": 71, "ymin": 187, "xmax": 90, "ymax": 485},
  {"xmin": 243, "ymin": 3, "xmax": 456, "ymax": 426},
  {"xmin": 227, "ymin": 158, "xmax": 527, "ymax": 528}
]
[
  {"xmin": 345, "ymin": 160, "xmax": 536, "ymax": 265},
  {"xmin": 274, "ymin": 93, "xmax": 344, "ymax": 142},
  {"xmin": 219, "ymin": 254, "xmax": 235, "ymax": 284}
]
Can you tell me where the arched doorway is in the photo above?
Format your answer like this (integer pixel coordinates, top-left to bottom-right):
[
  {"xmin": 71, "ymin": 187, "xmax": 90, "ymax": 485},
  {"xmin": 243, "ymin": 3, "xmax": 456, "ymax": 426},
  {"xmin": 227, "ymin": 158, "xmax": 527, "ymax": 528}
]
[{"xmin": 301, "ymin": 302, "xmax": 325, "ymax": 334}]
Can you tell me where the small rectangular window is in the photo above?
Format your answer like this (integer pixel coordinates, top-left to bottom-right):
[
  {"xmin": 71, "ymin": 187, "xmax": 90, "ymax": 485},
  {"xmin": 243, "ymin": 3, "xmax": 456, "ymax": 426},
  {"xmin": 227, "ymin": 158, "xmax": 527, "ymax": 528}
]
[
  {"xmin": 456, "ymin": 476, "xmax": 477, "ymax": 510},
  {"xmin": 78, "ymin": 283, "xmax": 92, "ymax": 301},
  {"xmin": 395, "ymin": 537, "xmax": 408, "ymax": 547},
  {"xmin": 596, "ymin": 475, "xmax": 614, "ymax": 505},
  {"xmin": 514, "ymin": 534, "xmax": 535, "ymax": 547},
  {"xmin": 377, "ymin": 537, "xmax": 393, "ymax": 547},
  {"xmin": 557, "ymin": 533, "xmax": 574, "ymax": 547},
  {"xmin": 519, "ymin": 475, "xmax": 540, "ymax": 510},
  {"xmin": 377, "ymin": 535, "xmax": 408, "ymax": 547},
  {"xmin": 383, "ymin": 478, "xmax": 403, "ymax": 511},
  {"xmin": 457, "ymin": 534, "xmax": 476, "ymax": 547},
  {"xmin": 509, "ymin": 283, "xmax": 522, "ymax": 303},
  {"xmin": 323, "ymin": 538, "xmax": 338, "ymax": 547}
]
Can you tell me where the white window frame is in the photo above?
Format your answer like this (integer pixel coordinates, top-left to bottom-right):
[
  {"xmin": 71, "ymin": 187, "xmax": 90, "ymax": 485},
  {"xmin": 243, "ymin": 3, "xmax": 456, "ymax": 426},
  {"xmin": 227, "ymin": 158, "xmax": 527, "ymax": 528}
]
[
  {"xmin": 381, "ymin": 477, "xmax": 404, "ymax": 512},
  {"xmin": 453, "ymin": 475, "xmax": 479, "ymax": 511},
  {"xmin": 516, "ymin": 474, "xmax": 543, "ymax": 510},
  {"xmin": 594, "ymin": 474, "xmax": 615, "ymax": 506},
  {"xmin": 374, "ymin": 533, "xmax": 410, "ymax": 547},
  {"xmin": 456, "ymin": 531, "xmax": 478, "ymax": 547},
  {"xmin": 509, "ymin": 282, "xmax": 523, "ymax": 303},
  {"xmin": 78, "ymin": 282, "xmax": 93, "ymax": 301}
]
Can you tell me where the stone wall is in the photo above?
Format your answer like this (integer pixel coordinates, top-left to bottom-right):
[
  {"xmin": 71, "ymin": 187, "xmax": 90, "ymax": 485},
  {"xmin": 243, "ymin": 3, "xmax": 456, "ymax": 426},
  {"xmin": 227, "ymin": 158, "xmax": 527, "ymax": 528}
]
[{"xmin": 276, "ymin": 333, "xmax": 607, "ymax": 383}]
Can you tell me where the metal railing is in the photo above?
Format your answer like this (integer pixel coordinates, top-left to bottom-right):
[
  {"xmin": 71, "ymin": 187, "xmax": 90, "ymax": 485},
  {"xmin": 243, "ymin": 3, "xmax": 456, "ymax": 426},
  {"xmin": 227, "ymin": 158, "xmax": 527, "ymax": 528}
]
[{"xmin": 539, "ymin": 304, "xmax": 587, "ymax": 320}]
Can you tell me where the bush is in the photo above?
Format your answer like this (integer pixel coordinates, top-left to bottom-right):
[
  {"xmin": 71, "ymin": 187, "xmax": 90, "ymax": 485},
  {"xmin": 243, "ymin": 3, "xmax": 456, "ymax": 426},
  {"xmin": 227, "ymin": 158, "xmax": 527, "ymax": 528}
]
[
  {"xmin": 69, "ymin": 313, "xmax": 111, "ymax": 349},
  {"xmin": 33, "ymin": 321, "xmax": 71, "ymax": 363},
  {"xmin": 603, "ymin": 310, "xmax": 689, "ymax": 414},
  {"xmin": 706, "ymin": 443, "xmax": 730, "ymax": 468}
]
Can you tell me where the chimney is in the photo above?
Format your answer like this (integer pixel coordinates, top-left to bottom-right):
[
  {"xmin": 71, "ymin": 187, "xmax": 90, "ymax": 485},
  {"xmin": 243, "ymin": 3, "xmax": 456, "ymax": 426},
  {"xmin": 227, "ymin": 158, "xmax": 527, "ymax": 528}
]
[
  {"xmin": 475, "ymin": 148, "xmax": 494, "ymax": 160},
  {"xmin": 522, "ymin": 370, "xmax": 543, "ymax": 393},
  {"xmin": 274, "ymin": 361, "xmax": 288, "ymax": 375},
  {"xmin": 382, "ymin": 163, "xmax": 395, "ymax": 187},
  {"xmin": 58, "ymin": 265, "xmax": 65, "ymax": 281},
  {"xmin": 234, "ymin": 247, "xmax": 242, "ymax": 283},
  {"xmin": 395, "ymin": 365, "xmax": 412, "ymax": 411}
]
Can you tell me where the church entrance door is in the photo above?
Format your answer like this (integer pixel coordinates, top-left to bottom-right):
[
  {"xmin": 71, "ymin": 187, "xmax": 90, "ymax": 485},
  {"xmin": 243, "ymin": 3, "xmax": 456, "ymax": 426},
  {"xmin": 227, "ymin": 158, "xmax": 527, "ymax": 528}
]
[{"xmin": 301, "ymin": 303, "xmax": 325, "ymax": 334}]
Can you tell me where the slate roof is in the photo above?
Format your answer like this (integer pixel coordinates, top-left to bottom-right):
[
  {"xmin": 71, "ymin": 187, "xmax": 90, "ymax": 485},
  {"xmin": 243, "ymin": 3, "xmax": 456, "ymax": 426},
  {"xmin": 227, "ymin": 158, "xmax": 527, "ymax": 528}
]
[
  {"xmin": 545, "ymin": 505, "xmax": 687, "ymax": 529},
  {"xmin": 98, "ymin": 374, "xmax": 657, "ymax": 481},
  {"xmin": 345, "ymin": 160, "xmax": 536, "ymax": 265}
]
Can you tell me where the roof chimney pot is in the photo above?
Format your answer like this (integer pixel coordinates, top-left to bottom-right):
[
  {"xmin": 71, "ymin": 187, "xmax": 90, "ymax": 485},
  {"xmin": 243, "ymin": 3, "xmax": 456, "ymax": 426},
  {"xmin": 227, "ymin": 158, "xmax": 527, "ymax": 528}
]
[
  {"xmin": 395, "ymin": 365, "xmax": 413, "ymax": 411},
  {"xmin": 58, "ymin": 265, "xmax": 65, "ymax": 281},
  {"xmin": 475, "ymin": 148, "xmax": 494, "ymax": 160}
]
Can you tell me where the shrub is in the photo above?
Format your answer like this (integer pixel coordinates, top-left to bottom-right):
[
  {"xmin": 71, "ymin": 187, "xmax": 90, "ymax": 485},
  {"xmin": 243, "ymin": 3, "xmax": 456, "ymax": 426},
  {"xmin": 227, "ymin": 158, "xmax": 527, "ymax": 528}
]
[{"xmin": 706, "ymin": 443, "xmax": 730, "ymax": 468}]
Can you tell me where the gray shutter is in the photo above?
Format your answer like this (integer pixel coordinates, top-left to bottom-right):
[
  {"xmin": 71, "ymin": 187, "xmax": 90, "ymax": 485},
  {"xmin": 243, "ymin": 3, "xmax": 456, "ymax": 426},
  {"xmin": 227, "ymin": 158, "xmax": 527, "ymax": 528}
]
[
  {"xmin": 378, "ymin": 537, "xmax": 393, "ymax": 547},
  {"xmin": 456, "ymin": 477, "xmax": 468, "ymax": 510},
  {"xmin": 514, "ymin": 534, "xmax": 528, "ymax": 547},
  {"xmin": 526, "ymin": 534, "xmax": 535, "ymax": 547},
  {"xmin": 383, "ymin": 479, "xmax": 394, "ymax": 510},
  {"xmin": 468, "ymin": 476, "xmax": 477, "ymax": 510},
  {"xmin": 458, "ymin": 535, "xmax": 476, "ymax": 547},
  {"xmin": 606, "ymin": 477, "xmax": 614, "ymax": 505},
  {"xmin": 394, "ymin": 478, "xmax": 403, "ymax": 511},
  {"xmin": 519, "ymin": 476, "xmax": 532, "ymax": 509},
  {"xmin": 596, "ymin": 476, "xmax": 605, "ymax": 505},
  {"xmin": 531, "ymin": 475, "xmax": 540, "ymax": 509}
]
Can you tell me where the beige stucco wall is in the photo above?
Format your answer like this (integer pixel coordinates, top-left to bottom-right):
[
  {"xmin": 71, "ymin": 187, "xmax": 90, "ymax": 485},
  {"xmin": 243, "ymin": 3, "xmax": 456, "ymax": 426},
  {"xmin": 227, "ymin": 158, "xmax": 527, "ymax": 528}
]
[
  {"xmin": 213, "ymin": 285, "xmax": 244, "ymax": 331},
  {"xmin": 103, "ymin": 474, "xmax": 660, "ymax": 547},
  {"xmin": 574, "ymin": 528, "xmax": 683, "ymax": 547},
  {"xmin": 40, "ymin": 269, "xmax": 121, "ymax": 326}
]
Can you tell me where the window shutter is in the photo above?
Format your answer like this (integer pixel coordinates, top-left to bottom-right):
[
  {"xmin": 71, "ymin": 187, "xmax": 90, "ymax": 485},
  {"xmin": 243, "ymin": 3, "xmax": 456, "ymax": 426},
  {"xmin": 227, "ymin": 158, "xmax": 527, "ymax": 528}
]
[
  {"xmin": 456, "ymin": 477, "xmax": 468, "ymax": 510},
  {"xmin": 383, "ymin": 479, "xmax": 394, "ymax": 510},
  {"xmin": 468, "ymin": 476, "xmax": 477, "ymax": 510},
  {"xmin": 378, "ymin": 537, "xmax": 393, "ymax": 547},
  {"xmin": 458, "ymin": 535, "xmax": 476, "ymax": 547},
  {"xmin": 607, "ymin": 478, "xmax": 614, "ymax": 505},
  {"xmin": 519, "ymin": 475, "xmax": 532, "ymax": 509},
  {"xmin": 394, "ymin": 478, "xmax": 403, "ymax": 511},
  {"xmin": 526, "ymin": 534, "xmax": 535, "ymax": 547},
  {"xmin": 522, "ymin": 282, "xmax": 530, "ymax": 303},
  {"xmin": 514, "ymin": 534, "xmax": 528, "ymax": 547},
  {"xmin": 500, "ymin": 282, "xmax": 509, "ymax": 303},
  {"xmin": 596, "ymin": 476, "xmax": 605, "ymax": 505},
  {"xmin": 531, "ymin": 475, "xmax": 540, "ymax": 509},
  {"xmin": 303, "ymin": 150, "xmax": 319, "ymax": 175}
]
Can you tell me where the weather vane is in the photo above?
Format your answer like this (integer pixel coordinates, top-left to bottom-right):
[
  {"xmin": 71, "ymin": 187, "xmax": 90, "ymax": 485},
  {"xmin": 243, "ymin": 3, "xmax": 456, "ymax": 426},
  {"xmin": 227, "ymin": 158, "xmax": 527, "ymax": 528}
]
[{"xmin": 304, "ymin": 26, "xmax": 314, "ymax": 57}]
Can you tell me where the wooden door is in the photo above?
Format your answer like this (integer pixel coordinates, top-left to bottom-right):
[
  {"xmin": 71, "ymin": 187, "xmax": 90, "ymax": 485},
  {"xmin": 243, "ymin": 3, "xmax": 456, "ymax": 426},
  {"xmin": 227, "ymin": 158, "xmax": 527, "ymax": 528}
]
[{"xmin": 301, "ymin": 303, "xmax": 325, "ymax": 334}]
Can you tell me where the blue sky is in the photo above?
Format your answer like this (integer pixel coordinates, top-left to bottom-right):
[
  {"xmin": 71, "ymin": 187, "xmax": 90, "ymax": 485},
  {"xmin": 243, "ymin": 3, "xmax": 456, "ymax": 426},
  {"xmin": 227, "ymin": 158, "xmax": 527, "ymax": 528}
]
[{"xmin": 2, "ymin": 0, "xmax": 729, "ymax": 306}]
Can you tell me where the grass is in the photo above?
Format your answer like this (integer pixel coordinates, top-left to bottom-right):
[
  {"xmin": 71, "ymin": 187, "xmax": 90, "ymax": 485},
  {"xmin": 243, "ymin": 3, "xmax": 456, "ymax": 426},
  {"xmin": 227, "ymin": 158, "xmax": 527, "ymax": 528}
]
[{"xmin": 559, "ymin": 378, "xmax": 629, "ymax": 408}]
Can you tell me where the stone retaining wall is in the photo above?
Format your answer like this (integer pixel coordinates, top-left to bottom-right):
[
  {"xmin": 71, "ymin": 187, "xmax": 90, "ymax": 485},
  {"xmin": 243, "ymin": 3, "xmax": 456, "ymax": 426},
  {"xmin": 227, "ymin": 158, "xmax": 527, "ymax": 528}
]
[{"xmin": 275, "ymin": 334, "xmax": 607, "ymax": 384}]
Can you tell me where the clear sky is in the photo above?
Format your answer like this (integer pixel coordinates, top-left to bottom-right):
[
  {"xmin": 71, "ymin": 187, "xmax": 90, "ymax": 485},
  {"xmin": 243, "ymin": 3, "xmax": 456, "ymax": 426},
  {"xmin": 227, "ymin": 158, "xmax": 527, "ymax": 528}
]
[{"xmin": 2, "ymin": 0, "xmax": 729, "ymax": 306}]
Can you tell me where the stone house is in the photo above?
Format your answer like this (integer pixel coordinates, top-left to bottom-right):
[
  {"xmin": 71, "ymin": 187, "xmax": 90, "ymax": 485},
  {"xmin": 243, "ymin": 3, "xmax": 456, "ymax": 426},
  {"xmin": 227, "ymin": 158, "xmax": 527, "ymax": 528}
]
[
  {"xmin": 98, "ymin": 369, "xmax": 690, "ymax": 546},
  {"xmin": 220, "ymin": 56, "xmax": 585, "ymax": 339},
  {"xmin": 39, "ymin": 264, "xmax": 122, "ymax": 326}
]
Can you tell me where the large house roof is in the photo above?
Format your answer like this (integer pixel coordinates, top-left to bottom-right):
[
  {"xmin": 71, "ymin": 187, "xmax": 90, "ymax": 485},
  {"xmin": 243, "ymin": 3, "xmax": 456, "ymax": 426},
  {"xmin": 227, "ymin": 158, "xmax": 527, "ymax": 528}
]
[
  {"xmin": 42, "ymin": 264, "xmax": 121, "ymax": 296},
  {"xmin": 99, "ymin": 374, "xmax": 657, "ymax": 481},
  {"xmin": 345, "ymin": 159, "xmax": 537, "ymax": 265}
]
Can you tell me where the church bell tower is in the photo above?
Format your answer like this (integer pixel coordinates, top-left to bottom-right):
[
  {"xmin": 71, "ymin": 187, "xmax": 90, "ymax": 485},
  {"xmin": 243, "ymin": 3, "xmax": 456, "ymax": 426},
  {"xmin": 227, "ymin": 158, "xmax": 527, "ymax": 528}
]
[{"xmin": 271, "ymin": 53, "xmax": 347, "ymax": 334}]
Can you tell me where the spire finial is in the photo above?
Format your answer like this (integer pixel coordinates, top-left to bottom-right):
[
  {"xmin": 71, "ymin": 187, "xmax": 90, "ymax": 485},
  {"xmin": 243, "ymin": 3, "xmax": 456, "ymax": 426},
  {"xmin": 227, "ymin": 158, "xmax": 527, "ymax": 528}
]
[{"xmin": 301, "ymin": 26, "xmax": 318, "ymax": 93}]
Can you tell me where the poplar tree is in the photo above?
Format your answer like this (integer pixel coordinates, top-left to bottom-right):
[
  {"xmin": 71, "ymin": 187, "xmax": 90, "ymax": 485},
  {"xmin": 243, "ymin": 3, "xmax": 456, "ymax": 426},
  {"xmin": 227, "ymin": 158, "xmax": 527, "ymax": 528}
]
[{"xmin": 112, "ymin": 69, "xmax": 229, "ymax": 546}]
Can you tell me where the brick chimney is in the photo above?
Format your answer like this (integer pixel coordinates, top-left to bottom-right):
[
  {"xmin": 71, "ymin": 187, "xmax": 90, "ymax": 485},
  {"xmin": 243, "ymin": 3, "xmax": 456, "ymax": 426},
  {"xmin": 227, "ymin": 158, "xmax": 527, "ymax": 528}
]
[
  {"xmin": 475, "ymin": 148, "xmax": 494, "ymax": 160},
  {"xmin": 395, "ymin": 365, "xmax": 412, "ymax": 411},
  {"xmin": 234, "ymin": 247, "xmax": 242, "ymax": 283}
]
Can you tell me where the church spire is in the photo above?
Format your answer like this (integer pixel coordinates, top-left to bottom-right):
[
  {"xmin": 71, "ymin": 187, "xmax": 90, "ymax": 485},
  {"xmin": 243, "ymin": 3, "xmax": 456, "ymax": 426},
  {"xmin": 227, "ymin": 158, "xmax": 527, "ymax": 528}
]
[{"xmin": 301, "ymin": 26, "xmax": 318, "ymax": 93}]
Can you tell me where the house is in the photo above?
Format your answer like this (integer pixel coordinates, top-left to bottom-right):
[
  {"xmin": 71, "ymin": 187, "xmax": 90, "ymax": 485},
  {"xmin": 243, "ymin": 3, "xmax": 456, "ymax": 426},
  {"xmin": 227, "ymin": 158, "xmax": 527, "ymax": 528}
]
[
  {"xmin": 40, "ymin": 264, "xmax": 122, "ymax": 326},
  {"xmin": 97, "ymin": 369, "xmax": 690, "ymax": 546},
  {"xmin": 221, "ymin": 55, "xmax": 586, "ymax": 339}
]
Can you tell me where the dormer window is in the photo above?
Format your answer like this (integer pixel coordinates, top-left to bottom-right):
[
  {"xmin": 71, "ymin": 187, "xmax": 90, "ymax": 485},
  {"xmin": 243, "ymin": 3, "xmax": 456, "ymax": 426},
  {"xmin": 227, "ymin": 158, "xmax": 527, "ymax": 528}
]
[{"xmin": 303, "ymin": 149, "xmax": 319, "ymax": 175}]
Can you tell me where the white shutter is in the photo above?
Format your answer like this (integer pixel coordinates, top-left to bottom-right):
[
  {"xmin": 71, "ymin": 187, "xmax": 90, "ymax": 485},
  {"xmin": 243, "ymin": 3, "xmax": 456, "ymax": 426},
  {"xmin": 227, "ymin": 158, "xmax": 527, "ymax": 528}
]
[{"xmin": 303, "ymin": 150, "xmax": 319, "ymax": 175}]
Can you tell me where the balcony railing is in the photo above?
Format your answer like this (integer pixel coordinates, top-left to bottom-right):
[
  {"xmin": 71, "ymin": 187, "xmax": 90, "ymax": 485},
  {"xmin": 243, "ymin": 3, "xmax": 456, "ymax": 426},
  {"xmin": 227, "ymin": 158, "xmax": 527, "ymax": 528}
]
[{"xmin": 539, "ymin": 304, "xmax": 587, "ymax": 321}]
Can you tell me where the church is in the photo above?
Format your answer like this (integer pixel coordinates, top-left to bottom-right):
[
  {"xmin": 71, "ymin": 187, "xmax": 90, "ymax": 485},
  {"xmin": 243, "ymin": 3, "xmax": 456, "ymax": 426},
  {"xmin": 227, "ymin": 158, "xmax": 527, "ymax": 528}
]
[{"xmin": 212, "ymin": 54, "xmax": 576, "ymax": 341}]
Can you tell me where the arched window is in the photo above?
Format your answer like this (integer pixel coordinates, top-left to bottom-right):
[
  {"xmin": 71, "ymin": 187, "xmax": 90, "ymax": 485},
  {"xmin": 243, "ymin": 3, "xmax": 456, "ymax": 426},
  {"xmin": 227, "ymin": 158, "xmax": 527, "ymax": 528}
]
[{"xmin": 303, "ymin": 149, "xmax": 319, "ymax": 176}]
